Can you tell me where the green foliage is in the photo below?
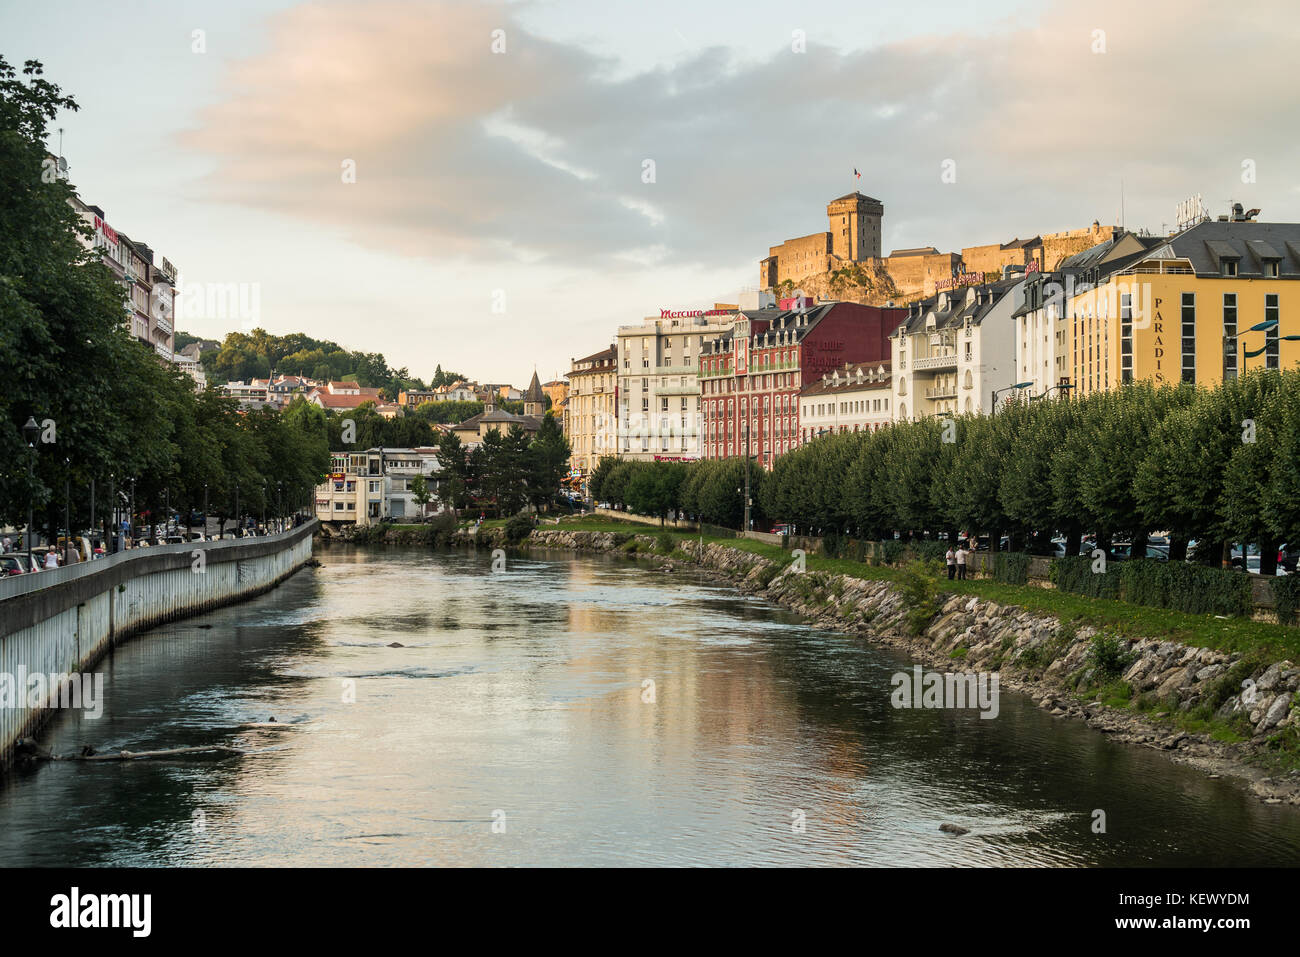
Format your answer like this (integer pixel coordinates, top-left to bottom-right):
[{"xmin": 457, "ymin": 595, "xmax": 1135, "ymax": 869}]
[
  {"xmin": 1050, "ymin": 556, "xmax": 1121, "ymax": 599},
  {"xmin": 0, "ymin": 56, "xmax": 332, "ymax": 539},
  {"xmin": 897, "ymin": 559, "xmax": 943, "ymax": 636},
  {"xmin": 1052, "ymin": 555, "xmax": 1251, "ymax": 618},
  {"xmin": 504, "ymin": 514, "xmax": 534, "ymax": 544},
  {"xmin": 1271, "ymin": 576, "xmax": 1300, "ymax": 626},
  {"xmin": 993, "ymin": 551, "xmax": 1031, "ymax": 585},
  {"xmin": 1086, "ymin": 633, "xmax": 1136, "ymax": 681}
]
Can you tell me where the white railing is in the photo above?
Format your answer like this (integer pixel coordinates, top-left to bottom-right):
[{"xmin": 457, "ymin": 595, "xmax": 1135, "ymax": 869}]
[{"xmin": 913, "ymin": 353, "xmax": 958, "ymax": 370}]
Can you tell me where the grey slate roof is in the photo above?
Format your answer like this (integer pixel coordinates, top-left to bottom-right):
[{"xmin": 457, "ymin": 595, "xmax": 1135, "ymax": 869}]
[{"xmin": 1152, "ymin": 220, "xmax": 1300, "ymax": 278}]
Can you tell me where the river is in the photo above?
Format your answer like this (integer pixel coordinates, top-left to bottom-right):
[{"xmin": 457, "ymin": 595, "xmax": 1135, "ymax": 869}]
[{"xmin": 2, "ymin": 546, "xmax": 1298, "ymax": 866}]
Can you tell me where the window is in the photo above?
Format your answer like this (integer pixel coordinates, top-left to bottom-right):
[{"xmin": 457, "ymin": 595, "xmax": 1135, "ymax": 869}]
[
  {"xmin": 1223, "ymin": 260, "xmax": 1238, "ymax": 277},
  {"xmin": 1181, "ymin": 292, "xmax": 1196, "ymax": 383},
  {"xmin": 1120, "ymin": 293, "xmax": 1133, "ymax": 384},
  {"xmin": 1266, "ymin": 294, "xmax": 1280, "ymax": 370},
  {"xmin": 1223, "ymin": 293, "xmax": 1237, "ymax": 379}
]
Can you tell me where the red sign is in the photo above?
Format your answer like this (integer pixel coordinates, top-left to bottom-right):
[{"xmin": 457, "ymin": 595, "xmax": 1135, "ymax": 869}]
[
  {"xmin": 94, "ymin": 215, "xmax": 119, "ymax": 245},
  {"xmin": 659, "ymin": 308, "xmax": 732, "ymax": 319}
]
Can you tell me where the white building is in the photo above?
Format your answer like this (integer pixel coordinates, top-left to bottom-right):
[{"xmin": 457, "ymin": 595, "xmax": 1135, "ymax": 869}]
[
  {"xmin": 616, "ymin": 310, "xmax": 735, "ymax": 460},
  {"xmin": 891, "ymin": 279, "xmax": 1027, "ymax": 421},
  {"xmin": 314, "ymin": 447, "xmax": 442, "ymax": 526},
  {"xmin": 800, "ymin": 362, "xmax": 892, "ymax": 438},
  {"xmin": 174, "ymin": 352, "xmax": 208, "ymax": 391}
]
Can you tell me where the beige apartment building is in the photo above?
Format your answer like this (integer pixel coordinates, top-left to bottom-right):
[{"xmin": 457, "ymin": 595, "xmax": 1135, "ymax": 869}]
[
  {"xmin": 617, "ymin": 310, "xmax": 735, "ymax": 461},
  {"xmin": 565, "ymin": 346, "xmax": 616, "ymax": 491}
]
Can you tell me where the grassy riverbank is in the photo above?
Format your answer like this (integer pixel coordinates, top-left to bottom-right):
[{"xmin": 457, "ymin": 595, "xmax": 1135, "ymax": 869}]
[{"xmin": 549, "ymin": 515, "xmax": 1300, "ymax": 660}]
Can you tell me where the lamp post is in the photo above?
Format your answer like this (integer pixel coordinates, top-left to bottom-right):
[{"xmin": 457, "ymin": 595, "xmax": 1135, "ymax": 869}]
[
  {"xmin": 108, "ymin": 475, "xmax": 116, "ymax": 553},
  {"xmin": 63, "ymin": 456, "xmax": 71, "ymax": 563},
  {"xmin": 261, "ymin": 483, "xmax": 266, "ymax": 534},
  {"xmin": 991, "ymin": 381, "xmax": 1034, "ymax": 416},
  {"xmin": 202, "ymin": 482, "xmax": 209, "ymax": 541},
  {"xmin": 129, "ymin": 479, "xmax": 136, "ymax": 546},
  {"xmin": 234, "ymin": 483, "xmax": 240, "ymax": 538},
  {"xmin": 1225, "ymin": 318, "xmax": 1300, "ymax": 376},
  {"xmin": 277, "ymin": 482, "xmax": 284, "ymax": 532},
  {"xmin": 1030, "ymin": 382, "xmax": 1075, "ymax": 402},
  {"xmin": 22, "ymin": 416, "xmax": 39, "ymax": 564}
]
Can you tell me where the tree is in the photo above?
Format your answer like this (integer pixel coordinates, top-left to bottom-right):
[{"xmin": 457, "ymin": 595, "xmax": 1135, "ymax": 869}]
[
  {"xmin": 434, "ymin": 431, "xmax": 470, "ymax": 512},
  {"xmin": 410, "ymin": 473, "xmax": 431, "ymax": 517},
  {"xmin": 526, "ymin": 412, "xmax": 570, "ymax": 511}
]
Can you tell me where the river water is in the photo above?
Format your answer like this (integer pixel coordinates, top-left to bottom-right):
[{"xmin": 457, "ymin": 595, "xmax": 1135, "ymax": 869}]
[{"xmin": 2, "ymin": 546, "xmax": 1298, "ymax": 866}]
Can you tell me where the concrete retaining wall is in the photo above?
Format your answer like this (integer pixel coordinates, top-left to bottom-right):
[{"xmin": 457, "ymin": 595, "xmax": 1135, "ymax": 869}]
[{"xmin": 0, "ymin": 521, "xmax": 316, "ymax": 767}]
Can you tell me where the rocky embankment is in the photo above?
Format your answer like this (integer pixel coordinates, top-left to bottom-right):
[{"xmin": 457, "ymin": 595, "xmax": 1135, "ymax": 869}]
[{"xmin": 507, "ymin": 527, "xmax": 1300, "ymax": 804}]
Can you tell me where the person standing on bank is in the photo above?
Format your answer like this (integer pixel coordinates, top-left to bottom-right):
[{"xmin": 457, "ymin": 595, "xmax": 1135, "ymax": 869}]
[
  {"xmin": 955, "ymin": 542, "xmax": 968, "ymax": 580},
  {"xmin": 945, "ymin": 545, "xmax": 957, "ymax": 580}
]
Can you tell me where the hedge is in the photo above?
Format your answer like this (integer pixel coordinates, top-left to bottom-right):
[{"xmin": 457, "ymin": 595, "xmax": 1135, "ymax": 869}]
[
  {"xmin": 1049, "ymin": 555, "xmax": 1121, "ymax": 599},
  {"xmin": 1272, "ymin": 576, "xmax": 1300, "ymax": 626},
  {"xmin": 1050, "ymin": 556, "xmax": 1252, "ymax": 617},
  {"xmin": 994, "ymin": 552, "xmax": 1032, "ymax": 585}
]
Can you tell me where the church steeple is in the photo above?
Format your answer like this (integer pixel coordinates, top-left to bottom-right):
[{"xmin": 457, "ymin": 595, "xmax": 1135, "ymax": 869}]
[{"xmin": 523, "ymin": 370, "xmax": 544, "ymax": 416}]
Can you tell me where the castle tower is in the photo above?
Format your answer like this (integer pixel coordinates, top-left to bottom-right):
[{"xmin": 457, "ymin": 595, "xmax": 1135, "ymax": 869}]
[
  {"xmin": 827, "ymin": 192, "xmax": 884, "ymax": 261},
  {"xmin": 523, "ymin": 370, "xmax": 544, "ymax": 417}
]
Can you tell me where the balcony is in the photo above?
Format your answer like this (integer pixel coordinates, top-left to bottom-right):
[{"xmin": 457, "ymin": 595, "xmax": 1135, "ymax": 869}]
[
  {"xmin": 912, "ymin": 353, "xmax": 958, "ymax": 371},
  {"xmin": 655, "ymin": 364, "xmax": 697, "ymax": 375},
  {"xmin": 153, "ymin": 315, "xmax": 173, "ymax": 336},
  {"xmin": 154, "ymin": 342, "xmax": 174, "ymax": 361},
  {"xmin": 924, "ymin": 384, "xmax": 957, "ymax": 399}
]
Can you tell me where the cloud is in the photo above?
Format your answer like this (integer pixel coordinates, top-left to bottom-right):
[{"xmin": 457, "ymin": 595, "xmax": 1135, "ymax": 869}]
[{"xmin": 183, "ymin": 0, "xmax": 1300, "ymax": 278}]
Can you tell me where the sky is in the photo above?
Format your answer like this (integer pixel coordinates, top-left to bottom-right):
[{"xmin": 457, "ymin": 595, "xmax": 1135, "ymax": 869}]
[{"xmin": 2, "ymin": 0, "xmax": 1296, "ymax": 386}]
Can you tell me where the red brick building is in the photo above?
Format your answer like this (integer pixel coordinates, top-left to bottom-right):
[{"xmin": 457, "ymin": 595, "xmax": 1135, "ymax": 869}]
[{"xmin": 698, "ymin": 300, "xmax": 906, "ymax": 468}]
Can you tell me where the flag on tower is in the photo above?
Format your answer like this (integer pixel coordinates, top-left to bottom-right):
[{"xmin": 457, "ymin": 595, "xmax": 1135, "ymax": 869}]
[{"xmin": 854, "ymin": 168, "xmax": 861, "ymax": 179}]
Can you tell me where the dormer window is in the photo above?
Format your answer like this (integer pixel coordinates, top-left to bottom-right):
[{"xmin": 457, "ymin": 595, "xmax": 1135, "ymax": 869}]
[
  {"xmin": 1223, "ymin": 260, "xmax": 1238, "ymax": 277},
  {"xmin": 1266, "ymin": 261, "xmax": 1279, "ymax": 278}
]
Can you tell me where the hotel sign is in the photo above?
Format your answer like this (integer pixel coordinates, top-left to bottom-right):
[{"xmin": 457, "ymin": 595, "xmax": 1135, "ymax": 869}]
[
  {"xmin": 935, "ymin": 272, "xmax": 984, "ymax": 291},
  {"xmin": 93, "ymin": 215, "xmax": 118, "ymax": 245},
  {"xmin": 660, "ymin": 308, "xmax": 733, "ymax": 319}
]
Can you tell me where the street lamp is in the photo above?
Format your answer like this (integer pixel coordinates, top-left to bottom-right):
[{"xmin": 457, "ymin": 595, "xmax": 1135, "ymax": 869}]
[
  {"xmin": 234, "ymin": 483, "xmax": 240, "ymax": 538},
  {"xmin": 1225, "ymin": 318, "xmax": 1300, "ymax": 369},
  {"xmin": 22, "ymin": 416, "xmax": 39, "ymax": 564},
  {"xmin": 1030, "ymin": 382, "xmax": 1075, "ymax": 402},
  {"xmin": 991, "ymin": 381, "xmax": 1034, "ymax": 415},
  {"xmin": 63, "ymin": 456, "xmax": 71, "ymax": 563},
  {"xmin": 202, "ymin": 482, "xmax": 209, "ymax": 541}
]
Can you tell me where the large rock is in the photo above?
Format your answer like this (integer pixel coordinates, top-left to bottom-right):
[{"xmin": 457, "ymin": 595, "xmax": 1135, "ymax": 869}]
[{"xmin": 1255, "ymin": 693, "xmax": 1292, "ymax": 735}]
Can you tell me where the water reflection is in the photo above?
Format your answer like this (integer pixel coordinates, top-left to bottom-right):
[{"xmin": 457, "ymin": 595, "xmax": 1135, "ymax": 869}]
[{"xmin": 1, "ymin": 546, "xmax": 1297, "ymax": 867}]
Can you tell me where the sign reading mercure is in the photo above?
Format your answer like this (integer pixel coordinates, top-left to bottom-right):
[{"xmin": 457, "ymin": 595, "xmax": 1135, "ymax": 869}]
[{"xmin": 660, "ymin": 308, "xmax": 733, "ymax": 319}]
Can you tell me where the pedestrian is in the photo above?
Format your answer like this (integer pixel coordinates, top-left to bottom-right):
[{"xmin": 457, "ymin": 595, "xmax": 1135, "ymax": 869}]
[
  {"xmin": 955, "ymin": 542, "xmax": 968, "ymax": 580},
  {"xmin": 43, "ymin": 548, "xmax": 60, "ymax": 570},
  {"xmin": 1, "ymin": 535, "xmax": 10, "ymax": 553},
  {"xmin": 945, "ymin": 545, "xmax": 956, "ymax": 580}
]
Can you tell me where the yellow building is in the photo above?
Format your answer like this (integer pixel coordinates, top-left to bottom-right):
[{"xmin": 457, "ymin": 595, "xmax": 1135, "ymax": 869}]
[
  {"xmin": 564, "ymin": 345, "xmax": 616, "ymax": 493},
  {"xmin": 1059, "ymin": 216, "xmax": 1300, "ymax": 396}
]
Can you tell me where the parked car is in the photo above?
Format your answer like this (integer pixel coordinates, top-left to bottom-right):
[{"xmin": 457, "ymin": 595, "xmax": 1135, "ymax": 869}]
[
  {"xmin": 1, "ymin": 555, "xmax": 28, "ymax": 576},
  {"xmin": 770, "ymin": 523, "xmax": 791, "ymax": 536}
]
